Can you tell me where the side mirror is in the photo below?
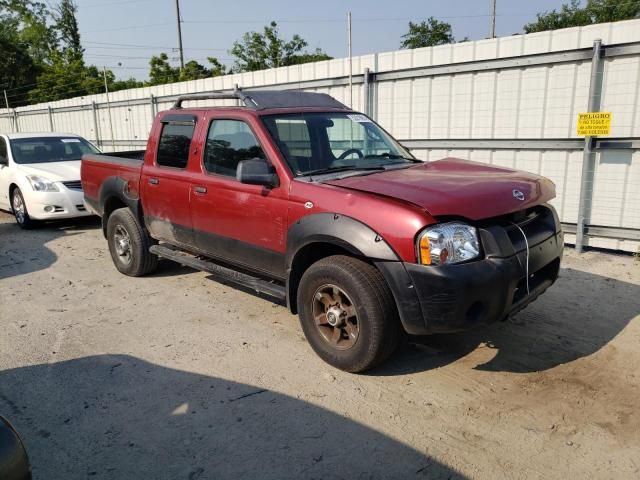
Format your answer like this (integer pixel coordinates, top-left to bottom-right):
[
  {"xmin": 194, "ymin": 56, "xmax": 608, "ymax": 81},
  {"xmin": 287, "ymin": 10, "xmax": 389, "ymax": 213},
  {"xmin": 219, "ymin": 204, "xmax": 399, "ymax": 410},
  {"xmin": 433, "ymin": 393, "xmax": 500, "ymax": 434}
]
[
  {"xmin": 0, "ymin": 416, "xmax": 31, "ymax": 480},
  {"xmin": 236, "ymin": 158, "xmax": 279, "ymax": 188}
]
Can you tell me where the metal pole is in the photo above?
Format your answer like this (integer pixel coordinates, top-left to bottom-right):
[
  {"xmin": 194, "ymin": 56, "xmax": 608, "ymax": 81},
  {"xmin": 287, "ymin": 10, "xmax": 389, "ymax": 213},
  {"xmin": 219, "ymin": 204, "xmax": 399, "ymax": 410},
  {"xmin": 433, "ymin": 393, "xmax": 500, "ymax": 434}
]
[
  {"xmin": 347, "ymin": 11, "xmax": 353, "ymax": 108},
  {"xmin": 92, "ymin": 101, "xmax": 101, "ymax": 148},
  {"xmin": 175, "ymin": 0, "xmax": 185, "ymax": 70},
  {"xmin": 103, "ymin": 67, "xmax": 116, "ymax": 151},
  {"xmin": 3, "ymin": 90, "xmax": 14, "ymax": 133},
  {"xmin": 150, "ymin": 94, "xmax": 156, "ymax": 123},
  {"xmin": 490, "ymin": 0, "xmax": 497, "ymax": 38},
  {"xmin": 575, "ymin": 39, "xmax": 603, "ymax": 253},
  {"xmin": 13, "ymin": 110, "xmax": 19, "ymax": 133},
  {"xmin": 363, "ymin": 68, "xmax": 370, "ymax": 116},
  {"xmin": 47, "ymin": 106, "xmax": 54, "ymax": 132}
]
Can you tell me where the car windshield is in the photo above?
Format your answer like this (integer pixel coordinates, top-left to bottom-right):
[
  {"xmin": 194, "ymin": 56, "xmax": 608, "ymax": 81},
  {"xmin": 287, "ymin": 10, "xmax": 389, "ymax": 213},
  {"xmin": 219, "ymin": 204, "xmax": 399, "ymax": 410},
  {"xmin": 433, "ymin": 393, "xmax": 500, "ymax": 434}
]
[
  {"xmin": 261, "ymin": 112, "xmax": 417, "ymax": 177},
  {"xmin": 10, "ymin": 136, "xmax": 99, "ymax": 164}
]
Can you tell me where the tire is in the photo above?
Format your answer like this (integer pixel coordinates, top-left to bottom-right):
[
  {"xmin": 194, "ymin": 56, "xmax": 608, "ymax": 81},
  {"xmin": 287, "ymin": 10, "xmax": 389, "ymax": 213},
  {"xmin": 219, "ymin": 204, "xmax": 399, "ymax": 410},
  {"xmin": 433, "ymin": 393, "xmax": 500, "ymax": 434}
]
[
  {"xmin": 106, "ymin": 207, "xmax": 158, "ymax": 276},
  {"xmin": 297, "ymin": 255, "xmax": 401, "ymax": 373},
  {"xmin": 11, "ymin": 187, "xmax": 36, "ymax": 229}
]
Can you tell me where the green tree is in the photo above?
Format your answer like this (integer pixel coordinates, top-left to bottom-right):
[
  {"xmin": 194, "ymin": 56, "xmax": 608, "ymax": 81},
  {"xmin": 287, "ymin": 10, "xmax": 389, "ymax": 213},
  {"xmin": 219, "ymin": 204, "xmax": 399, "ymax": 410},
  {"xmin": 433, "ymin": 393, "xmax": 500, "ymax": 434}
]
[
  {"xmin": 54, "ymin": 0, "xmax": 82, "ymax": 61},
  {"xmin": 147, "ymin": 53, "xmax": 180, "ymax": 85},
  {"xmin": 147, "ymin": 54, "xmax": 227, "ymax": 85},
  {"xmin": 207, "ymin": 57, "xmax": 227, "ymax": 77},
  {"xmin": 0, "ymin": 0, "xmax": 56, "ymax": 64},
  {"xmin": 0, "ymin": 23, "xmax": 38, "ymax": 107},
  {"xmin": 400, "ymin": 18, "xmax": 456, "ymax": 49},
  {"xmin": 524, "ymin": 0, "xmax": 640, "ymax": 33},
  {"xmin": 179, "ymin": 60, "xmax": 211, "ymax": 81},
  {"xmin": 230, "ymin": 21, "xmax": 332, "ymax": 72}
]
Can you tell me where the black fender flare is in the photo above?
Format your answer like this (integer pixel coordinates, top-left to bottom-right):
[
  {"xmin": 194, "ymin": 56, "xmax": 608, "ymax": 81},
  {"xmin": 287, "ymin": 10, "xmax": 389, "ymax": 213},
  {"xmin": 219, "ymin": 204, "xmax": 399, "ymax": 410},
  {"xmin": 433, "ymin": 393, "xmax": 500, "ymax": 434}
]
[
  {"xmin": 97, "ymin": 176, "xmax": 142, "ymax": 235},
  {"xmin": 285, "ymin": 213, "xmax": 400, "ymax": 313}
]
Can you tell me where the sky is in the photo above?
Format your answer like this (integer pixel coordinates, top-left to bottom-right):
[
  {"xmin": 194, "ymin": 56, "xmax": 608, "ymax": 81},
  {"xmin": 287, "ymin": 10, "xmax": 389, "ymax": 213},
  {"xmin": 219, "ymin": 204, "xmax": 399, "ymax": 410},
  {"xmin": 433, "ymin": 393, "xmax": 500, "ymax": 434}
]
[{"xmin": 74, "ymin": 0, "xmax": 573, "ymax": 80}]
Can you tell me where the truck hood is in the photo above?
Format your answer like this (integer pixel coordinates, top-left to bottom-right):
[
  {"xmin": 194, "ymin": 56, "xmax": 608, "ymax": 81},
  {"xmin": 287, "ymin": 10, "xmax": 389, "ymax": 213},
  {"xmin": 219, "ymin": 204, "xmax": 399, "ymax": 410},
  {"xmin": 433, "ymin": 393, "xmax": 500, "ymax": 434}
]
[
  {"xmin": 324, "ymin": 158, "xmax": 555, "ymax": 220},
  {"xmin": 17, "ymin": 161, "xmax": 81, "ymax": 182}
]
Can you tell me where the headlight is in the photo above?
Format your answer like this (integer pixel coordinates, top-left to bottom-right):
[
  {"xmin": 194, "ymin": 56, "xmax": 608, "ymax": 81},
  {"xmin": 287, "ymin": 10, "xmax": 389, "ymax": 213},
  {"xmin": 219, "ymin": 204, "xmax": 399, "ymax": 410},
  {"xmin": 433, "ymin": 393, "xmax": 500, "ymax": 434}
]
[
  {"xmin": 26, "ymin": 175, "xmax": 59, "ymax": 192},
  {"xmin": 417, "ymin": 222, "xmax": 480, "ymax": 266}
]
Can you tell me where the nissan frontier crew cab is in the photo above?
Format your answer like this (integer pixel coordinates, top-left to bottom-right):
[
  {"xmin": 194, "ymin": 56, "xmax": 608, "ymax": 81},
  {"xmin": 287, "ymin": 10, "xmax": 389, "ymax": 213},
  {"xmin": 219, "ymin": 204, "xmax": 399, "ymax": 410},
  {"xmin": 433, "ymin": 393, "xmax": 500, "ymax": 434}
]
[{"xmin": 81, "ymin": 89, "xmax": 563, "ymax": 372}]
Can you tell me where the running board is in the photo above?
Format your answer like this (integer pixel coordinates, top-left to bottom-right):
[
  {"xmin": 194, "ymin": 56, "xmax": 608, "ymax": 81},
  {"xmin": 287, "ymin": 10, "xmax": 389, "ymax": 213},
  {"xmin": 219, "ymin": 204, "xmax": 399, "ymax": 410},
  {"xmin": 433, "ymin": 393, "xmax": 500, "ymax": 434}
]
[{"xmin": 149, "ymin": 244, "xmax": 286, "ymax": 301}]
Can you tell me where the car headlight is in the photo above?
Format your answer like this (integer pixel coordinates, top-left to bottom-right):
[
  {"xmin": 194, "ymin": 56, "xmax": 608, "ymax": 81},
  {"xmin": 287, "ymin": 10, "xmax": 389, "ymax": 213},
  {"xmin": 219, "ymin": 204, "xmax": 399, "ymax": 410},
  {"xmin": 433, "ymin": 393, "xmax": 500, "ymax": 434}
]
[
  {"xmin": 416, "ymin": 222, "xmax": 480, "ymax": 266},
  {"xmin": 26, "ymin": 175, "xmax": 59, "ymax": 192}
]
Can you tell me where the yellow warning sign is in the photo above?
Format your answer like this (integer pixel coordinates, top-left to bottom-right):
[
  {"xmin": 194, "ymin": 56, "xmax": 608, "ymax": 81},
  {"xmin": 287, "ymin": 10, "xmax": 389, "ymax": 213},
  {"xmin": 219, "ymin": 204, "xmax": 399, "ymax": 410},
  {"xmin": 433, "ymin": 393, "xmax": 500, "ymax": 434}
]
[{"xmin": 577, "ymin": 112, "xmax": 611, "ymax": 136}]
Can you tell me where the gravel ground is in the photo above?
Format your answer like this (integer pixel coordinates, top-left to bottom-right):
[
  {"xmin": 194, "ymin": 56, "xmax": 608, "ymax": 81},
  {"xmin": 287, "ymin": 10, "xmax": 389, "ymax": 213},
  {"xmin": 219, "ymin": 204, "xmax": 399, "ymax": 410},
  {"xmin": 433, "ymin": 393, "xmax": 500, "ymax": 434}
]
[{"xmin": 0, "ymin": 211, "xmax": 638, "ymax": 480}]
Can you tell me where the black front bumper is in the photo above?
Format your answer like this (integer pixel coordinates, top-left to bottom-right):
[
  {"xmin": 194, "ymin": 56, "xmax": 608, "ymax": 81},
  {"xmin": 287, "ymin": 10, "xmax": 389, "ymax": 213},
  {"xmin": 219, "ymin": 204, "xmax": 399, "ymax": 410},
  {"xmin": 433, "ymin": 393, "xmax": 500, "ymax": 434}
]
[{"xmin": 377, "ymin": 206, "xmax": 564, "ymax": 335}]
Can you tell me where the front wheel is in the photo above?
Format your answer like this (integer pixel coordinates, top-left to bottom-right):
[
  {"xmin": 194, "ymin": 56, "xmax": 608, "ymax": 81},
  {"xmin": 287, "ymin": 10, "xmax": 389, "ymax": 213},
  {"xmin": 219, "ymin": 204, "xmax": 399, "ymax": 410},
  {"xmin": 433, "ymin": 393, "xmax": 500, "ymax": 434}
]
[
  {"xmin": 11, "ymin": 188, "xmax": 36, "ymax": 229},
  {"xmin": 297, "ymin": 255, "xmax": 400, "ymax": 373},
  {"xmin": 106, "ymin": 207, "xmax": 158, "ymax": 276}
]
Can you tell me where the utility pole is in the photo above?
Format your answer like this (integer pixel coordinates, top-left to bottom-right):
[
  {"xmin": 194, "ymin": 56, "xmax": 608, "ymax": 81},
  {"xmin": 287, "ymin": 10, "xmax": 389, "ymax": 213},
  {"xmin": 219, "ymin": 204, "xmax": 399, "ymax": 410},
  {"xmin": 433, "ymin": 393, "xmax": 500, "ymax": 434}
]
[
  {"xmin": 102, "ymin": 67, "xmax": 116, "ymax": 151},
  {"xmin": 347, "ymin": 11, "xmax": 353, "ymax": 108},
  {"xmin": 490, "ymin": 0, "xmax": 497, "ymax": 38},
  {"xmin": 175, "ymin": 0, "xmax": 185, "ymax": 70}
]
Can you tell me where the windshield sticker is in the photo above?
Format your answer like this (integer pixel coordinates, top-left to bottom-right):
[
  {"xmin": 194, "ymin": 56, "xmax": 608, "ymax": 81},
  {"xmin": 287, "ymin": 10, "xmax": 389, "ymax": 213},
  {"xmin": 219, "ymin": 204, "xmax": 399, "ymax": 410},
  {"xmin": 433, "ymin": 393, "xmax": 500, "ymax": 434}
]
[
  {"xmin": 61, "ymin": 138, "xmax": 81, "ymax": 143},
  {"xmin": 347, "ymin": 114, "xmax": 371, "ymax": 123}
]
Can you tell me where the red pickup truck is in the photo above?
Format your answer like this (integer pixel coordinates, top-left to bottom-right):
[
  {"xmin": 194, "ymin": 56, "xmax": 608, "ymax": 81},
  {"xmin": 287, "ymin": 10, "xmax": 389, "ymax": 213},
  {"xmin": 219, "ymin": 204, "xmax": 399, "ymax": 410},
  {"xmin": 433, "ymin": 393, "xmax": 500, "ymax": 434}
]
[{"xmin": 81, "ymin": 89, "xmax": 563, "ymax": 372}]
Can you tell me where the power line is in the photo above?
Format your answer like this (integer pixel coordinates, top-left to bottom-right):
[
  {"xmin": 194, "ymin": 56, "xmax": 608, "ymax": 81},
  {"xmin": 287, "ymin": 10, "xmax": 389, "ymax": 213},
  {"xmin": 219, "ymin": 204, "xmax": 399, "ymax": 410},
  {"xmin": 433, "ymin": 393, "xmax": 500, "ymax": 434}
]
[
  {"xmin": 83, "ymin": 41, "xmax": 228, "ymax": 52},
  {"xmin": 80, "ymin": 0, "xmax": 158, "ymax": 8},
  {"xmin": 82, "ymin": 21, "xmax": 174, "ymax": 33}
]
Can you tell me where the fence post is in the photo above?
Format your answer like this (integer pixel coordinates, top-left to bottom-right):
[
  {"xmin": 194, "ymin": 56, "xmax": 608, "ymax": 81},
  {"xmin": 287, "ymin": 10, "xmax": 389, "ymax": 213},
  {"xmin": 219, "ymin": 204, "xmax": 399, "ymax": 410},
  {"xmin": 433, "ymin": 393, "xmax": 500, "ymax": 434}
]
[
  {"xmin": 363, "ymin": 68, "xmax": 371, "ymax": 116},
  {"xmin": 48, "ymin": 106, "xmax": 54, "ymax": 132},
  {"xmin": 575, "ymin": 39, "xmax": 604, "ymax": 253},
  {"xmin": 13, "ymin": 110, "xmax": 19, "ymax": 133},
  {"xmin": 92, "ymin": 101, "xmax": 102, "ymax": 149},
  {"xmin": 150, "ymin": 94, "xmax": 157, "ymax": 124}
]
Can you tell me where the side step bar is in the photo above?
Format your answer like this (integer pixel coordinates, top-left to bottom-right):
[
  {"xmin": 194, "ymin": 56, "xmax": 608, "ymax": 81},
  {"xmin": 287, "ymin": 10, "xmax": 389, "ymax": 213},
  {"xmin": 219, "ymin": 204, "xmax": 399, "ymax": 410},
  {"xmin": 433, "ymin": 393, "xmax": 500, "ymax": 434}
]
[{"xmin": 149, "ymin": 244, "xmax": 286, "ymax": 301}]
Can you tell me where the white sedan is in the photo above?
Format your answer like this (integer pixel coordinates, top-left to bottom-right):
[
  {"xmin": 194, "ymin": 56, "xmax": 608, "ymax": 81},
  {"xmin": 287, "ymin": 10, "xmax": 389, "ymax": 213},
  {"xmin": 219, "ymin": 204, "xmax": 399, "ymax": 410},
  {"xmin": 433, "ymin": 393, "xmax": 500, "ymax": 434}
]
[{"xmin": 0, "ymin": 133, "xmax": 100, "ymax": 228}]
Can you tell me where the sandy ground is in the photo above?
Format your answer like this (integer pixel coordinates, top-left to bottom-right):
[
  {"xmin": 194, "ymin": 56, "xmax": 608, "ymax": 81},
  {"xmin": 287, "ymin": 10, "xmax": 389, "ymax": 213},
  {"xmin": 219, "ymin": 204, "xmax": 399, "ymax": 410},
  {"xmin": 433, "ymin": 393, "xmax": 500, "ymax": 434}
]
[{"xmin": 0, "ymin": 210, "xmax": 638, "ymax": 480}]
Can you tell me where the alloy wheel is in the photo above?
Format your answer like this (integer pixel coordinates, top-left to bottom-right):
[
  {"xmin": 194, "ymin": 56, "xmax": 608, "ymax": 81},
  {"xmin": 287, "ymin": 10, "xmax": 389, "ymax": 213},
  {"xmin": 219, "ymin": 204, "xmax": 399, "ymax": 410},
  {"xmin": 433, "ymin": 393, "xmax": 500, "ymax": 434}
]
[{"xmin": 311, "ymin": 284, "xmax": 359, "ymax": 350}]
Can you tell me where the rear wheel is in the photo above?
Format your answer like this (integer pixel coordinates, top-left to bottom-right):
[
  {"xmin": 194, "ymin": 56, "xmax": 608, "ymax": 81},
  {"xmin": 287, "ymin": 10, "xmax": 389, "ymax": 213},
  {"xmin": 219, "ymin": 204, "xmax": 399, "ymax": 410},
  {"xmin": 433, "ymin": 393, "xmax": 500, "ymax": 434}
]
[
  {"xmin": 11, "ymin": 188, "xmax": 36, "ymax": 229},
  {"xmin": 297, "ymin": 255, "xmax": 400, "ymax": 373},
  {"xmin": 106, "ymin": 207, "xmax": 158, "ymax": 276}
]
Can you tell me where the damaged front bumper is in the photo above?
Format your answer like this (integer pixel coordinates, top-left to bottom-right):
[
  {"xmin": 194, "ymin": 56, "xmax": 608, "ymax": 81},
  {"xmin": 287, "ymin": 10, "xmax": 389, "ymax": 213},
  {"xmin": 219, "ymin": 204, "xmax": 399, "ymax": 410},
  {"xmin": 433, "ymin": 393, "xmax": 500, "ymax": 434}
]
[{"xmin": 378, "ymin": 206, "xmax": 564, "ymax": 335}]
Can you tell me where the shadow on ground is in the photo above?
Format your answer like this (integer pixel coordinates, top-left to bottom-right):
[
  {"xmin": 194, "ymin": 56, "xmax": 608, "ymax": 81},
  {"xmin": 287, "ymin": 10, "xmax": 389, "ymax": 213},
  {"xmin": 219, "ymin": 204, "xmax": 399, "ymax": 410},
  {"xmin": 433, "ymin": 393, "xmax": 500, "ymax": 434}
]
[
  {"xmin": 0, "ymin": 216, "xmax": 100, "ymax": 281},
  {"xmin": 0, "ymin": 355, "xmax": 463, "ymax": 480},
  {"xmin": 375, "ymin": 267, "xmax": 639, "ymax": 376}
]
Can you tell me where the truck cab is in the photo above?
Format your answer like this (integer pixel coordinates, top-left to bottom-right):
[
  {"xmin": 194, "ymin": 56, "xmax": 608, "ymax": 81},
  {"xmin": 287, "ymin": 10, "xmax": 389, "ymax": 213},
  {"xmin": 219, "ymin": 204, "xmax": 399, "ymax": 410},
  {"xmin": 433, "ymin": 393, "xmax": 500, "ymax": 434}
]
[{"xmin": 81, "ymin": 89, "xmax": 563, "ymax": 372}]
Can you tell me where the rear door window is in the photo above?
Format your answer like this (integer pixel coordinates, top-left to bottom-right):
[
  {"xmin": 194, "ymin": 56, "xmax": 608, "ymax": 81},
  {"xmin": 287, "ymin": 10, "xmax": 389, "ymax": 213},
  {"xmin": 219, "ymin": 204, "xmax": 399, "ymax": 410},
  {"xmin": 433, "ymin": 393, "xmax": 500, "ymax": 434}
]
[
  {"xmin": 157, "ymin": 121, "xmax": 195, "ymax": 169},
  {"xmin": 203, "ymin": 120, "xmax": 265, "ymax": 177}
]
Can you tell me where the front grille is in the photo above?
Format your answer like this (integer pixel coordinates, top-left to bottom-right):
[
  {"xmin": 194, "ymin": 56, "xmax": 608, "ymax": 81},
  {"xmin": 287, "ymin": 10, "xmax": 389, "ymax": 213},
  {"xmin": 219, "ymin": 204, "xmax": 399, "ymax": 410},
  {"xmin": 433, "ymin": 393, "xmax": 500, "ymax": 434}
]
[
  {"xmin": 480, "ymin": 205, "xmax": 557, "ymax": 253},
  {"xmin": 76, "ymin": 204, "xmax": 86, "ymax": 211},
  {"xmin": 62, "ymin": 180, "xmax": 82, "ymax": 191}
]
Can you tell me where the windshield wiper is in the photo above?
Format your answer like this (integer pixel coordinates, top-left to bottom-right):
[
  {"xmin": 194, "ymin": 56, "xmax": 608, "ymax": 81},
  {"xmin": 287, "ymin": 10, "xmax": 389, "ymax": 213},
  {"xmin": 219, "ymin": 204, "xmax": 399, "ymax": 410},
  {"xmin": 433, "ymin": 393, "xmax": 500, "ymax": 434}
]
[
  {"xmin": 302, "ymin": 165, "xmax": 387, "ymax": 177},
  {"xmin": 363, "ymin": 152, "xmax": 421, "ymax": 163}
]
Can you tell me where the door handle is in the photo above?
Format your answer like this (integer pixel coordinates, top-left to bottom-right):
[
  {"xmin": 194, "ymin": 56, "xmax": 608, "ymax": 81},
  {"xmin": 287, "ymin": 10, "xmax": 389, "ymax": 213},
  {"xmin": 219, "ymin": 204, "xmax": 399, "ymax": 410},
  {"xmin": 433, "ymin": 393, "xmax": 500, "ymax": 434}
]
[
  {"xmin": 193, "ymin": 186, "xmax": 207, "ymax": 194},
  {"xmin": 149, "ymin": 178, "xmax": 159, "ymax": 185}
]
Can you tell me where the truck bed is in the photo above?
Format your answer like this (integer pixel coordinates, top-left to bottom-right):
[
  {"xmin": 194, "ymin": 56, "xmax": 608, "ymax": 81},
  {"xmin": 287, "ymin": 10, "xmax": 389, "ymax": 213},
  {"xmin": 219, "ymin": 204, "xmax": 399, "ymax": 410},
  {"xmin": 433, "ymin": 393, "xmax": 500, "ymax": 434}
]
[{"xmin": 81, "ymin": 151, "xmax": 146, "ymax": 214}]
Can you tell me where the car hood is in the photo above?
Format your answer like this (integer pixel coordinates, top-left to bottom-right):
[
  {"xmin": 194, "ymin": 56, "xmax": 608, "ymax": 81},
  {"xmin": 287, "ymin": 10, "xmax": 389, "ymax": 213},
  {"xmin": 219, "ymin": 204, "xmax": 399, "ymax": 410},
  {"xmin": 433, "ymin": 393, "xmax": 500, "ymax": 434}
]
[
  {"xmin": 323, "ymin": 158, "xmax": 556, "ymax": 220},
  {"xmin": 17, "ymin": 161, "xmax": 81, "ymax": 182}
]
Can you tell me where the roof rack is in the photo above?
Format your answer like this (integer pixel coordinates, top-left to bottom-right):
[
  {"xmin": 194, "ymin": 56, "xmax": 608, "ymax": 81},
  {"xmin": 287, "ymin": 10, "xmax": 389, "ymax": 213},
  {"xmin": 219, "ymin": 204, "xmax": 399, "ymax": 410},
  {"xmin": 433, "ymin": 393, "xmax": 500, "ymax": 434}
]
[
  {"xmin": 172, "ymin": 87, "xmax": 257, "ymax": 109},
  {"xmin": 172, "ymin": 87, "xmax": 348, "ymax": 111}
]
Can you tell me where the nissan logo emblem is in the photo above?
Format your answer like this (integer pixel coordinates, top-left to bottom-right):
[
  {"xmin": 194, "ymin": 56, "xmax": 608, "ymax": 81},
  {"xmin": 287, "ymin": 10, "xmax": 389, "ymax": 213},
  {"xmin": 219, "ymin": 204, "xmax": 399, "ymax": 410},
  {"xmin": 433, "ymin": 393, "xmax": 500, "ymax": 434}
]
[{"xmin": 513, "ymin": 189, "xmax": 525, "ymax": 201}]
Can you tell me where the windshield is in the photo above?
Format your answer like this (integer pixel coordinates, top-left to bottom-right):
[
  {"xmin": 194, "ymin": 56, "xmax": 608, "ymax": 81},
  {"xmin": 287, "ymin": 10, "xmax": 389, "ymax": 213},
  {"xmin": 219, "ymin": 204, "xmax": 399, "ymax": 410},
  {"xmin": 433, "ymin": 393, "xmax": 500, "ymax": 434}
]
[
  {"xmin": 261, "ymin": 112, "xmax": 416, "ymax": 177},
  {"xmin": 10, "ymin": 136, "xmax": 99, "ymax": 164}
]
